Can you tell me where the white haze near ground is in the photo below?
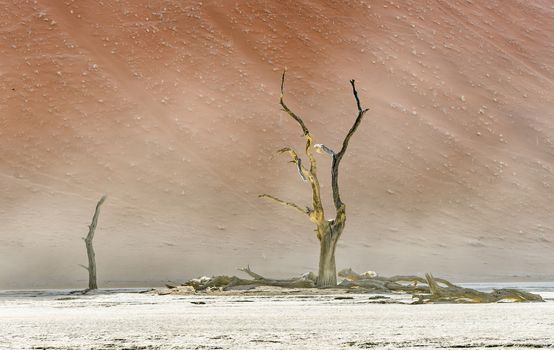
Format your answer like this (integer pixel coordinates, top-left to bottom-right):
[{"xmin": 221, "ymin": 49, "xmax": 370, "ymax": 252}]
[{"xmin": 1, "ymin": 285, "xmax": 554, "ymax": 349}]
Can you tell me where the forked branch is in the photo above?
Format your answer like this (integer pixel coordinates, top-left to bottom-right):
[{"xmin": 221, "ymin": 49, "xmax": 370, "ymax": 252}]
[
  {"xmin": 276, "ymin": 70, "xmax": 324, "ymax": 219},
  {"xmin": 331, "ymin": 79, "xmax": 369, "ymax": 211},
  {"xmin": 336, "ymin": 80, "xmax": 369, "ymax": 160}
]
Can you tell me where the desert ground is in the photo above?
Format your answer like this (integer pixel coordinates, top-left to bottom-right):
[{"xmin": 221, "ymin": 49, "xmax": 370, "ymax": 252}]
[{"xmin": 1, "ymin": 284, "xmax": 554, "ymax": 349}]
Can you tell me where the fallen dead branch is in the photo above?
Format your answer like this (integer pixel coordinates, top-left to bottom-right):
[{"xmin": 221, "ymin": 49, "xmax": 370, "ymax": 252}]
[
  {"xmin": 339, "ymin": 269, "xmax": 543, "ymax": 303},
  {"xmin": 182, "ymin": 266, "xmax": 316, "ymax": 291},
  {"xmin": 412, "ymin": 273, "xmax": 544, "ymax": 303},
  {"xmin": 161, "ymin": 267, "xmax": 543, "ymax": 304}
]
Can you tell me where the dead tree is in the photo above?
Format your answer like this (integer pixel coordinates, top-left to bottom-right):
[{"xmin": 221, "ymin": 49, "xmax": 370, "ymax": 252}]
[
  {"xmin": 260, "ymin": 71, "xmax": 368, "ymax": 287},
  {"xmin": 80, "ymin": 195, "xmax": 107, "ymax": 290}
]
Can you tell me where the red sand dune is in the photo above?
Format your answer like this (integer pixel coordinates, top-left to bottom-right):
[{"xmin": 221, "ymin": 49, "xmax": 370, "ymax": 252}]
[{"xmin": 1, "ymin": 0, "xmax": 553, "ymax": 288}]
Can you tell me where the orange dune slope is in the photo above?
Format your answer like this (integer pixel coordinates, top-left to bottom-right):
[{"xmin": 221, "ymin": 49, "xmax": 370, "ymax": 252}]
[{"xmin": 1, "ymin": 0, "xmax": 553, "ymax": 288}]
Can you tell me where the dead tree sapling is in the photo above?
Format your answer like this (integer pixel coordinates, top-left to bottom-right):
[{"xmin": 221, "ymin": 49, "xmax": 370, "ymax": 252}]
[
  {"xmin": 79, "ymin": 195, "xmax": 107, "ymax": 290},
  {"xmin": 260, "ymin": 71, "xmax": 368, "ymax": 287}
]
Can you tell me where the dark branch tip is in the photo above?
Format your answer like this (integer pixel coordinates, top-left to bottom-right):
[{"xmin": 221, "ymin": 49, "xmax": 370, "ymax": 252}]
[
  {"xmin": 349, "ymin": 79, "xmax": 363, "ymax": 112},
  {"xmin": 280, "ymin": 69, "xmax": 287, "ymax": 96}
]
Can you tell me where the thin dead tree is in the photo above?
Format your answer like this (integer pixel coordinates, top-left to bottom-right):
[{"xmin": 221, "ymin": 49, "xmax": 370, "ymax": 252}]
[
  {"xmin": 260, "ymin": 71, "xmax": 368, "ymax": 287},
  {"xmin": 79, "ymin": 195, "xmax": 107, "ymax": 290}
]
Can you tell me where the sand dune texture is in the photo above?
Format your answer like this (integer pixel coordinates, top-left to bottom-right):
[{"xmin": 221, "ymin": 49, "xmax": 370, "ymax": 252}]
[{"xmin": 1, "ymin": 0, "xmax": 553, "ymax": 288}]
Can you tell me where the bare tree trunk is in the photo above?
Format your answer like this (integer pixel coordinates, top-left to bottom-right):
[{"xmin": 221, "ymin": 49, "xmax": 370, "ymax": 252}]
[
  {"xmin": 80, "ymin": 195, "xmax": 107, "ymax": 291},
  {"xmin": 317, "ymin": 229, "xmax": 338, "ymax": 287},
  {"xmin": 85, "ymin": 239, "xmax": 97, "ymax": 290}
]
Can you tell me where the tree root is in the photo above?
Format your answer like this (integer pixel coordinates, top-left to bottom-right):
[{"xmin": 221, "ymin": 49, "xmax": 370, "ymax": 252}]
[{"xmin": 173, "ymin": 267, "xmax": 543, "ymax": 303}]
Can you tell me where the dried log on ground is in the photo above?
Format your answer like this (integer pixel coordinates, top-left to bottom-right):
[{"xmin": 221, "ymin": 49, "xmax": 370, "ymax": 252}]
[
  {"xmin": 412, "ymin": 273, "xmax": 544, "ymax": 304},
  {"xmin": 182, "ymin": 267, "xmax": 316, "ymax": 291},
  {"xmin": 171, "ymin": 266, "xmax": 543, "ymax": 303},
  {"xmin": 338, "ymin": 269, "xmax": 543, "ymax": 303},
  {"xmin": 337, "ymin": 268, "xmax": 455, "ymax": 294}
]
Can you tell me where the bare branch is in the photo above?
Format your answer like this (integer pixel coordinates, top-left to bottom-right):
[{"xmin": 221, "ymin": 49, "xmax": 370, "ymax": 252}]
[
  {"xmin": 336, "ymin": 80, "xmax": 369, "ymax": 160},
  {"xmin": 350, "ymin": 79, "xmax": 363, "ymax": 113},
  {"xmin": 78, "ymin": 264, "xmax": 89, "ymax": 271},
  {"xmin": 280, "ymin": 70, "xmax": 309, "ymax": 135},
  {"xmin": 258, "ymin": 194, "xmax": 310, "ymax": 216},
  {"xmin": 303, "ymin": 136, "xmax": 323, "ymax": 216},
  {"xmin": 238, "ymin": 265, "xmax": 265, "ymax": 280},
  {"xmin": 278, "ymin": 71, "xmax": 325, "ymax": 219},
  {"xmin": 314, "ymin": 144, "xmax": 335, "ymax": 156},
  {"xmin": 331, "ymin": 80, "xmax": 369, "ymax": 211},
  {"xmin": 296, "ymin": 158, "xmax": 307, "ymax": 182},
  {"xmin": 277, "ymin": 147, "xmax": 301, "ymax": 159},
  {"xmin": 279, "ymin": 71, "xmax": 319, "ymax": 171}
]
